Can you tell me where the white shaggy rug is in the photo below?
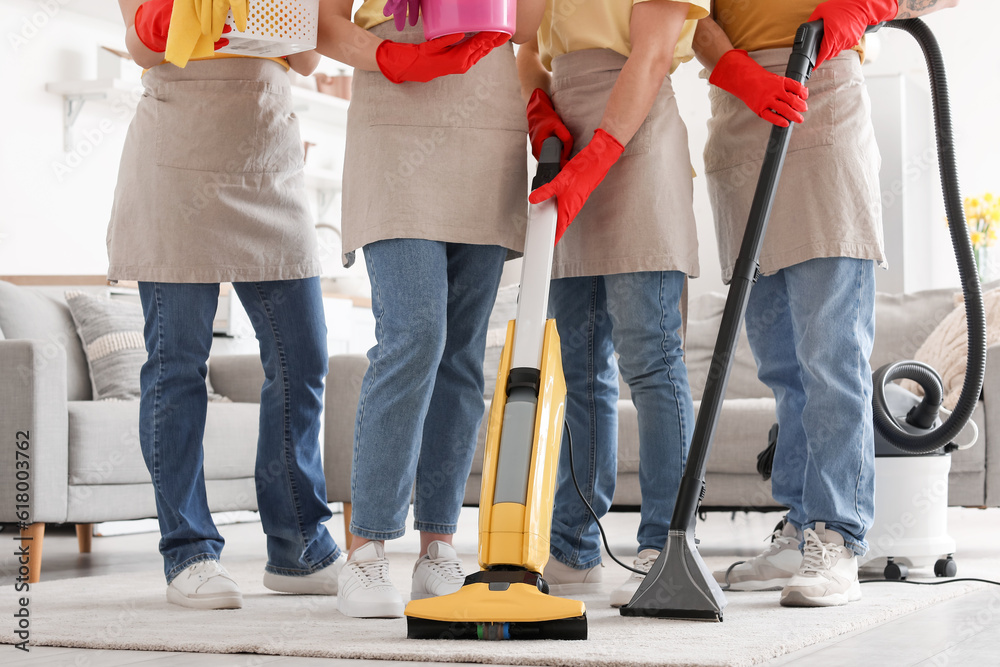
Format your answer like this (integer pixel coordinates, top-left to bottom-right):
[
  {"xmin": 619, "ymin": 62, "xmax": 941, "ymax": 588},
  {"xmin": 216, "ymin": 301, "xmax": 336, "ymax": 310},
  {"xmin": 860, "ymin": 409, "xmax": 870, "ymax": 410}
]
[{"xmin": 1, "ymin": 553, "xmax": 990, "ymax": 667}]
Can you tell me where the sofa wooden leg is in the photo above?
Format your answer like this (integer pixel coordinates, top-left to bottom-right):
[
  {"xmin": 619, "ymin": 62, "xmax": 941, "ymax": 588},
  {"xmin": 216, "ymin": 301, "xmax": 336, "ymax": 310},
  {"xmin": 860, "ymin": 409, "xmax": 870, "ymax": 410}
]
[
  {"xmin": 343, "ymin": 502, "xmax": 352, "ymax": 551},
  {"xmin": 19, "ymin": 522, "xmax": 45, "ymax": 584},
  {"xmin": 76, "ymin": 524, "xmax": 93, "ymax": 554}
]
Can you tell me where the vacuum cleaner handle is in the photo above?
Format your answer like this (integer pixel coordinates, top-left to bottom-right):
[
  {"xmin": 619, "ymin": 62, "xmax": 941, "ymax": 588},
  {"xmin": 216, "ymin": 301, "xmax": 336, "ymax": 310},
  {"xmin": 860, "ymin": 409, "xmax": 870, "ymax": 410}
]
[
  {"xmin": 787, "ymin": 20, "xmax": 825, "ymax": 82},
  {"xmin": 788, "ymin": 20, "xmax": 885, "ymax": 83},
  {"xmin": 532, "ymin": 136, "xmax": 563, "ymax": 191}
]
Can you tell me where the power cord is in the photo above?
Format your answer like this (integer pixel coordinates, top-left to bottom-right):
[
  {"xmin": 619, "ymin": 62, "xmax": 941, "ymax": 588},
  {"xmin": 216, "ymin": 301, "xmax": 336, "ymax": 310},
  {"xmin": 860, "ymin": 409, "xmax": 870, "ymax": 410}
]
[
  {"xmin": 860, "ymin": 577, "xmax": 1000, "ymax": 587},
  {"xmin": 718, "ymin": 555, "xmax": 1000, "ymax": 591},
  {"xmin": 720, "ymin": 563, "xmax": 1000, "ymax": 591},
  {"xmin": 719, "ymin": 561, "xmax": 746, "ymax": 591},
  {"xmin": 564, "ymin": 420, "xmax": 645, "ymax": 575}
]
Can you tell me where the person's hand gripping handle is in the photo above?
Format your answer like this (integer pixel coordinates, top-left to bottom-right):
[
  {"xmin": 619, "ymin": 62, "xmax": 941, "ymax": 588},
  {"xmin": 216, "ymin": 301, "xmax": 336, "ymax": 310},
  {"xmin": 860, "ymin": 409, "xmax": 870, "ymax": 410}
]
[{"xmin": 528, "ymin": 129, "xmax": 624, "ymax": 246}]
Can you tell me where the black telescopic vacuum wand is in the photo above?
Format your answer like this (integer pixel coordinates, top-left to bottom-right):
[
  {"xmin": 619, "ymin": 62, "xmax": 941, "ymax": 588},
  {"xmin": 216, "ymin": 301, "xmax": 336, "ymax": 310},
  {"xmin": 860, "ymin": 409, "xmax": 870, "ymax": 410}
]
[{"xmin": 620, "ymin": 20, "xmax": 827, "ymax": 622}]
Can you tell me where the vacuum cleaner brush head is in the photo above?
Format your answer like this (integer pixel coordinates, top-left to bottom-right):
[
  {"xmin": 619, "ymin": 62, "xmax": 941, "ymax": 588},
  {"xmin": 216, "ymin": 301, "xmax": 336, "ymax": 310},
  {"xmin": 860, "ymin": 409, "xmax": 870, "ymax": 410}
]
[
  {"xmin": 404, "ymin": 570, "xmax": 588, "ymax": 640},
  {"xmin": 407, "ymin": 615, "xmax": 588, "ymax": 640}
]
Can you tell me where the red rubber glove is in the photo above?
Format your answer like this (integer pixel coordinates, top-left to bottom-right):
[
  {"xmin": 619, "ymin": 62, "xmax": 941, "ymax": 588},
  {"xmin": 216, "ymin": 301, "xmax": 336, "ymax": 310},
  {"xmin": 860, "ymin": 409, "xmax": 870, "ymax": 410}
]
[
  {"xmin": 134, "ymin": 0, "xmax": 231, "ymax": 53},
  {"xmin": 528, "ymin": 129, "xmax": 624, "ymax": 246},
  {"xmin": 376, "ymin": 31, "xmax": 510, "ymax": 84},
  {"xmin": 134, "ymin": 0, "xmax": 174, "ymax": 53},
  {"xmin": 525, "ymin": 89, "xmax": 573, "ymax": 166},
  {"xmin": 709, "ymin": 49, "xmax": 809, "ymax": 128},
  {"xmin": 808, "ymin": 0, "xmax": 898, "ymax": 68}
]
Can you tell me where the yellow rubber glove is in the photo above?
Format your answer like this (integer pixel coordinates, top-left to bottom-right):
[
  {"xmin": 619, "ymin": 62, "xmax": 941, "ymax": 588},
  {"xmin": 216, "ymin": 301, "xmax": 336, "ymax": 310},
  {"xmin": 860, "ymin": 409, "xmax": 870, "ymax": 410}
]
[
  {"xmin": 230, "ymin": 0, "xmax": 248, "ymax": 32},
  {"xmin": 165, "ymin": 0, "xmax": 249, "ymax": 68}
]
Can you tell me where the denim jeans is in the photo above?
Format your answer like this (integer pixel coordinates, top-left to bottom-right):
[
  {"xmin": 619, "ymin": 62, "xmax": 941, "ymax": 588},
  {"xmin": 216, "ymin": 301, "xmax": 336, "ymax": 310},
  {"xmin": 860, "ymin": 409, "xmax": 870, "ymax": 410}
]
[
  {"xmin": 548, "ymin": 271, "xmax": 693, "ymax": 569},
  {"xmin": 350, "ymin": 239, "xmax": 507, "ymax": 540},
  {"xmin": 744, "ymin": 257, "xmax": 877, "ymax": 555},
  {"xmin": 138, "ymin": 279, "xmax": 340, "ymax": 583}
]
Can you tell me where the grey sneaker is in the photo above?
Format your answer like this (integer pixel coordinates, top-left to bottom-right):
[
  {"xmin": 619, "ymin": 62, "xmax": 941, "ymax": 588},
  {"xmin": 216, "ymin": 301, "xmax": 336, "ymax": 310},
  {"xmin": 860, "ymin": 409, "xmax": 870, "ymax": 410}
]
[
  {"xmin": 780, "ymin": 522, "xmax": 861, "ymax": 607},
  {"xmin": 543, "ymin": 557, "xmax": 603, "ymax": 595},
  {"xmin": 411, "ymin": 541, "xmax": 466, "ymax": 600},
  {"xmin": 713, "ymin": 520, "xmax": 802, "ymax": 591},
  {"xmin": 610, "ymin": 549, "xmax": 659, "ymax": 608}
]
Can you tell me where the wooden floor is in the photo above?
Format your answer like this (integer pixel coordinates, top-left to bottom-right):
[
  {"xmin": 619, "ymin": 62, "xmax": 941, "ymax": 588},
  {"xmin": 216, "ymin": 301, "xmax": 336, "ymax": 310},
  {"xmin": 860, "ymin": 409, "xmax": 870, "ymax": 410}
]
[{"xmin": 4, "ymin": 507, "xmax": 999, "ymax": 666}]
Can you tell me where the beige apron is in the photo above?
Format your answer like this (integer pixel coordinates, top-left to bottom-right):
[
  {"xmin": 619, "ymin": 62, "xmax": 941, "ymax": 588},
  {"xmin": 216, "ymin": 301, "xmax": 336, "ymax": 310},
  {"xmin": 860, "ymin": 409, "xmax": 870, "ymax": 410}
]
[
  {"xmin": 107, "ymin": 58, "xmax": 319, "ymax": 283},
  {"xmin": 341, "ymin": 22, "xmax": 528, "ymax": 266},
  {"xmin": 704, "ymin": 48, "xmax": 885, "ymax": 284},
  {"xmin": 548, "ymin": 49, "xmax": 700, "ymax": 280}
]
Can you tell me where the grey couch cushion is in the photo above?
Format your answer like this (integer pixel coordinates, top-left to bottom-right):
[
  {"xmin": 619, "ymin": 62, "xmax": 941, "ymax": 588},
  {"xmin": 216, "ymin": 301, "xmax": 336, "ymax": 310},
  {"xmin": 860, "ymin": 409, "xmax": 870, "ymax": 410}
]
[
  {"xmin": 686, "ymin": 292, "xmax": 770, "ymax": 401},
  {"xmin": 67, "ymin": 400, "xmax": 260, "ymax": 485},
  {"xmin": 871, "ymin": 287, "xmax": 956, "ymax": 371},
  {"xmin": 0, "ymin": 280, "xmax": 92, "ymax": 401},
  {"xmin": 65, "ymin": 290, "xmax": 146, "ymax": 401}
]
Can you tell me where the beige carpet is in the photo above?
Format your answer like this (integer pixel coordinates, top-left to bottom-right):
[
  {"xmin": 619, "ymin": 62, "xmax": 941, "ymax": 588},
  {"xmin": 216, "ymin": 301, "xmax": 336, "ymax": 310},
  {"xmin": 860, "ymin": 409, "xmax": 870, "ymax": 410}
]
[{"xmin": 1, "ymin": 552, "xmax": 992, "ymax": 667}]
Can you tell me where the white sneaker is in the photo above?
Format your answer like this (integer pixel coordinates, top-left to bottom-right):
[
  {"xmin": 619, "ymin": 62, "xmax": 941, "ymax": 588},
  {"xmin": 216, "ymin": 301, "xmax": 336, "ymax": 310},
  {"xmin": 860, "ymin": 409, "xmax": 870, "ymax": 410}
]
[
  {"xmin": 780, "ymin": 522, "xmax": 861, "ymax": 607},
  {"xmin": 263, "ymin": 553, "xmax": 347, "ymax": 595},
  {"xmin": 337, "ymin": 541, "xmax": 405, "ymax": 618},
  {"xmin": 542, "ymin": 557, "xmax": 603, "ymax": 595},
  {"xmin": 411, "ymin": 541, "xmax": 466, "ymax": 600},
  {"xmin": 610, "ymin": 549, "xmax": 659, "ymax": 608},
  {"xmin": 166, "ymin": 560, "xmax": 243, "ymax": 610},
  {"xmin": 713, "ymin": 520, "xmax": 802, "ymax": 591}
]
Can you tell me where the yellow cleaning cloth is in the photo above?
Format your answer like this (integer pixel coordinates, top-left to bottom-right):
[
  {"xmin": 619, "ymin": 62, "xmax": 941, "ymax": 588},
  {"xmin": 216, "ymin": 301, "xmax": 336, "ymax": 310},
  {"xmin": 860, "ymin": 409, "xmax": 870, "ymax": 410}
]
[{"xmin": 165, "ymin": 0, "xmax": 249, "ymax": 68}]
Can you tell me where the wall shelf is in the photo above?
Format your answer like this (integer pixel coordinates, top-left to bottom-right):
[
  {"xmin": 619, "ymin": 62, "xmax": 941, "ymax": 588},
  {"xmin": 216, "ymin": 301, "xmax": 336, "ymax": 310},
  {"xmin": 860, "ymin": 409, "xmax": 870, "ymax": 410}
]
[
  {"xmin": 45, "ymin": 78, "xmax": 142, "ymax": 151},
  {"xmin": 291, "ymin": 85, "xmax": 349, "ymax": 128}
]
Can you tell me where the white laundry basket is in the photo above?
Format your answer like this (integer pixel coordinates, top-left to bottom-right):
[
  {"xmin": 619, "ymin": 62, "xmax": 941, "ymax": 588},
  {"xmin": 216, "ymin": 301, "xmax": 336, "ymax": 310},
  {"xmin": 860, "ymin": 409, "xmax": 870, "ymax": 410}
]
[{"xmin": 216, "ymin": 0, "xmax": 319, "ymax": 58}]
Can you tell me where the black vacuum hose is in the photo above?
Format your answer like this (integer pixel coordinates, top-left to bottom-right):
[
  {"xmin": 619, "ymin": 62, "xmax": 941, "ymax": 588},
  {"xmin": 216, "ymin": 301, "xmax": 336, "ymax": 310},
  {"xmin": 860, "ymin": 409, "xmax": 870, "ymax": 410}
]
[
  {"xmin": 870, "ymin": 19, "xmax": 987, "ymax": 455},
  {"xmin": 872, "ymin": 360, "xmax": 944, "ymax": 433}
]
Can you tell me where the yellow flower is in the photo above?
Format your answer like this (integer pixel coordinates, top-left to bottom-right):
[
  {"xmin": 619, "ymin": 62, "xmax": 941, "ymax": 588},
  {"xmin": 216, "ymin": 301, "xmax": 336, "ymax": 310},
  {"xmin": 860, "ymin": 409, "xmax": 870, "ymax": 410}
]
[
  {"xmin": 970, "ymin": 230, "xmax": 985, "ymax": 247},
  {"xmin": 985, "ymin": 192, "xmax": 995, "ymax": 203}
]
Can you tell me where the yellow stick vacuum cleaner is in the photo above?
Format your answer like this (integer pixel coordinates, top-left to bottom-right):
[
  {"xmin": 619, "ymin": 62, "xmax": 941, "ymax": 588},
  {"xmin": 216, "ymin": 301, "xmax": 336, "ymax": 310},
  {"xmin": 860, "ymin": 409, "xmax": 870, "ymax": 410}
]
[{"xmin": 405, "ymin": 138, "xmax": 587, "ymax": 640}]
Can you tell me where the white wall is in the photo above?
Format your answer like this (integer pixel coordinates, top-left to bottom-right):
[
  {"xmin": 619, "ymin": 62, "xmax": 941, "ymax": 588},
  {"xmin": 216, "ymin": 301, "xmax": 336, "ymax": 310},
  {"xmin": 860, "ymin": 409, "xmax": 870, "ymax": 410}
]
[
  {"xmin": 0, "ymin": 0, "xmax": 136, "ymax": 275},
  {"xmin": 1, "ymin": 1, "xmax": 996, "ymax": 295}
]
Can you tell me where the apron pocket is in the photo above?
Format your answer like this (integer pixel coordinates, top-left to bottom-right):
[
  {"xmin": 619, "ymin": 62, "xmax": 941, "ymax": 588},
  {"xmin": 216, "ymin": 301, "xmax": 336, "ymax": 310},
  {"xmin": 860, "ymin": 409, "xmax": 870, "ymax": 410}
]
[
  {"xmin": 153, "ymin": 79, "xmax": 301, "ymax": 174},
  {"xmin": 704, "ymin": 66, "xmax": 838, "ymax": 174},
  {"xmin": 357, "ymin": 46, "xmax": 525, "ymax": 132}
]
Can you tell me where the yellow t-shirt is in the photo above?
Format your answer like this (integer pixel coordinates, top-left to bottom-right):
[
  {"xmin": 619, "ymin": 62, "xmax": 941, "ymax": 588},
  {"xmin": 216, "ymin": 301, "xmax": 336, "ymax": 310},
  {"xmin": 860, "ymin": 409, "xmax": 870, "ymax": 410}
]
[
  {"xmin": 537, "ymin": 0, "xmax": 710, "ymax": 72},
  {"xmin": 355, "ymin": 0, "xmax": 394, "ymax": 30},
  {"xmin": 149, "ymin": 53, "xmax": 290, "ymax": 74},
  {"xmin": 191, "ymin": 53, "xmax": 289, "ymax": 68},
  {"xmin": 713, "ymin": 0, "xmax": 865, "ymax": 60}
]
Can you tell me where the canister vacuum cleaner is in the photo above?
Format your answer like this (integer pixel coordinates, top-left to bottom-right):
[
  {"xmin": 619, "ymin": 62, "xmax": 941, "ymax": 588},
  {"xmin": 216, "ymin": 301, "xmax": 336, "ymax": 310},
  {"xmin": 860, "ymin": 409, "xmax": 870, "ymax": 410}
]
[{"xmin": 622, "ymin": 18, "xmax": 987, "ymax": 621}]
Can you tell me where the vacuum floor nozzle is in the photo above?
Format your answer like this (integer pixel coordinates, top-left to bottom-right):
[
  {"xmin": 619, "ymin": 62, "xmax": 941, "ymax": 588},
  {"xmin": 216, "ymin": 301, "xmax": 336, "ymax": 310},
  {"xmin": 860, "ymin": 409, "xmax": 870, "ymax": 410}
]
[
  {"xmin": 407, "ymin": 616, "xmax": 588, "ymax": 640},
  {"xmin": 404, "ymin": 569, "xmax": 588, "ymax": 640},
  {"xmin": 619, "ymin": 531, "xmax": 726, "ymax": 622}
]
